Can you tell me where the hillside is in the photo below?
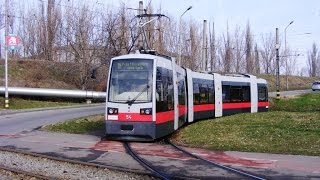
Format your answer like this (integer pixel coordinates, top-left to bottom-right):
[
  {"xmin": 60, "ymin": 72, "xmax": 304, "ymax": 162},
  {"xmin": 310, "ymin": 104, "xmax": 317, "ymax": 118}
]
[
  {"xmin": 257, "ymin": 74, "xmax": 318, "ymax": 92},
  {"xmin": 0, "ymin": 59, "xmax": 318, "ymax": 92},
  {"xmin": 0, "ymin": 59, "xmax": 107, "ymax": 91}
]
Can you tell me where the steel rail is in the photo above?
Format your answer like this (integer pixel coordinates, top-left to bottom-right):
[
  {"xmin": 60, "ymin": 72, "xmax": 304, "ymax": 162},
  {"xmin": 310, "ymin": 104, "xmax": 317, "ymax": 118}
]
[
  {"xmin": 166, "ymin": 139, "xmax": 266, "ymax": 180},
  {"xmin": 123, "ymin": 142, "xmax": 171, "ymax": 180},
  {"xmin": 0, "ymin": 147, "xmax": 149, "ymax": 176},
  {"xmin": 0, "ymin": 165, "xmax": 53, "ymax": 180}
]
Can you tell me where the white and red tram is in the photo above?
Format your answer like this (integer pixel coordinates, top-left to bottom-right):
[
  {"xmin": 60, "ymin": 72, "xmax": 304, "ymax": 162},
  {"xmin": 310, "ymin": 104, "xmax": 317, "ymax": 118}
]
[{"xmin": 105, "ymin": 52, "xmax": 268, "ymax": 141}]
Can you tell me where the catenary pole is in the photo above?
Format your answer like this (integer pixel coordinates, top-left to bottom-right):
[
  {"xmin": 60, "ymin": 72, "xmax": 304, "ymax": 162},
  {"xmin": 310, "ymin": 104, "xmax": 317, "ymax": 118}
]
[
  {"xmin": 4, "ymin": 0, "xmax": 9, "ymax": 108},
  {"xmin": 276, "ymin": 28, "xmax": 280, "ymax": 100},
  {"xmin": 138, "ymin": 1, "xmax": 143, "ymax": 49},
  {"xmin": 202, "ymin": 20, "xmax": 208, "ymax": 71}
]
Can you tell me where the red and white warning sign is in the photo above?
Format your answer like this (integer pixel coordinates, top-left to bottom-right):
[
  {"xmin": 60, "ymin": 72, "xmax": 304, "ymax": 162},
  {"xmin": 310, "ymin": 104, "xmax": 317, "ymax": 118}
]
[{"xmin": 6, "ymin": 35, "xmax": 19, "ymax": 46}]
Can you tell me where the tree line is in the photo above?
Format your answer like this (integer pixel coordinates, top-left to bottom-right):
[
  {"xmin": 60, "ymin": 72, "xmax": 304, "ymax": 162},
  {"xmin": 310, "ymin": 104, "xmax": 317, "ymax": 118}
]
[{"xmin": 0, "ymin": 0, "xmax": 319, "ymax": 90}]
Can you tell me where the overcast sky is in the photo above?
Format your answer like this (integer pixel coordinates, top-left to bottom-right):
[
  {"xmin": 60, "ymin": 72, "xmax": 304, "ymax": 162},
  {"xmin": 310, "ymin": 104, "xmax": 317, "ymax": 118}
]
[
  {"xmin": 1, "ymin": 0, "xmax": 319, "ymax": 72},
  {"xmin": 105, "ymin": 0, "xmax": 319, "ymax": 71}
]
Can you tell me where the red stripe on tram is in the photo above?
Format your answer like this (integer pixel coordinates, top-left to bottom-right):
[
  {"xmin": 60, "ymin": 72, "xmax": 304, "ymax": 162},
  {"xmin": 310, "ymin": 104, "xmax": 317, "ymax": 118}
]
[
  {"xmin": 258, "ymin": 101, "xmax": 269, "ymax": 107},
  {"xmin": 156, "ymin": 110, "xmax": 174, "ymax": 124},
  {"xmin": 118, "ymin": 113, "xmax": 152, "ymax": 122},
  {"xmin": 223, "ymin": 102, "xmax": 251, "ymax": 109},
  {"xmin": 193, "ymin": 104, "xmax": 215, "ymax": 112}
]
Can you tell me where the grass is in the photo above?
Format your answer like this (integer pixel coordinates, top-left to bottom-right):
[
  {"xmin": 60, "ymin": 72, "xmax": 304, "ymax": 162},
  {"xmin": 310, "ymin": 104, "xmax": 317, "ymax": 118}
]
[
  {"xmin": 174, "ymin": 111, "xmax": 320, "ymax": 156},
  {"xmin": 175, "ymin": 92, "xmax": 320, "ymax": 156},
  {"xmin": 0, "ymin": 97, "xmax": 80, "ymax": 110},
  {"xmin": 44, "ymin": 92, "xmax": 320, "ymax": 156},
  {"xmin": 44, "ymin": 115, "xmax": 105, "ymax": 134},
  {"xmin": 270, "ymin": 93, "xmax": 320, "ymax": 112}
]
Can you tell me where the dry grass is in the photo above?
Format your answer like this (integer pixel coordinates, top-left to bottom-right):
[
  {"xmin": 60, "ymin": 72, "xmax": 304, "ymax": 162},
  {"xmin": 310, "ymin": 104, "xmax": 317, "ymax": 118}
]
[{"xmin": 257, "ymin": 74, "xmax": 319, "ymax": 91}]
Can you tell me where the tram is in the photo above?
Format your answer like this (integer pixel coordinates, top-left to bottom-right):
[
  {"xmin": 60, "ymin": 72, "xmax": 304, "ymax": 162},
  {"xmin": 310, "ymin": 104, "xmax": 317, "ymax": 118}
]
[{"xmin": 104, "ymin": 52, "xmax": 268, "ymax": 141}]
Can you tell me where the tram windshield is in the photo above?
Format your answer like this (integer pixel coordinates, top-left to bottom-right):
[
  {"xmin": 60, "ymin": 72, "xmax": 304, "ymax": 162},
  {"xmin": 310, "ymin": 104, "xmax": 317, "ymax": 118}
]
[{"xmin": 108, "ymin": 59, "xmax": 153, "ymax": 103}]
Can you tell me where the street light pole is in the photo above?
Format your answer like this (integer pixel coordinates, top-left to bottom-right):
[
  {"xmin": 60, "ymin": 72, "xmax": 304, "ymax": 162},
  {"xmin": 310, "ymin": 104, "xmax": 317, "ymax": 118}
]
[
  {"xmin": 178, "ymin": 6, "xmax": 192, "ymax": 66},
  {"xmin": 4, "ymin": 0, "xmax": 9, "ymax": 108},
  {"xmin": 284, "ymin": 20, "xmax": 294, "ymax": 91}
]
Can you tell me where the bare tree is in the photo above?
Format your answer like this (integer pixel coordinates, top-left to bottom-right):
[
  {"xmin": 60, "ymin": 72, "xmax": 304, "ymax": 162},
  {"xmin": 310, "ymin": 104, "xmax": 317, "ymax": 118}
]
[
  {"xmin": 0, "ymin": 0, "xmax": 4, "ymax": 29},
  {"xmin": 119, "ymin": 5, "xmax": 130, "ymax": 55},
  {"xmin": 209, "ymin": 21, "xmax": 216, "ymax": 71},
  {"xmin": 188, "ymin": 23, "xmax": 201, "ymax": 70},
  {"xmin": 307, "ymin": 42, "xmax": 319, "ymax": 77},
  {"xmin": 245, "ymin": 22, "xmax": 253, "ymax": 74},
  {"xmin": 260, "ymin": 32, "xmax": 276, "ymax": 74},
  {"xmin": 46, "ymin": 0, "xmax": 61, "ymax": 61},
  {"xmin": 232, "ymin": 25, "xmax": 245, "ymax": 73},
  {"xmin": 254, "ymin": 43, "xmax": 260, "ymax": 74},
  {"xmin": 286, "ymin": 48, "xmax": 298, "ymax": 76},
  {"xmin": 219, "ymin": 23, "xmax": 232, "ymax": 73}
]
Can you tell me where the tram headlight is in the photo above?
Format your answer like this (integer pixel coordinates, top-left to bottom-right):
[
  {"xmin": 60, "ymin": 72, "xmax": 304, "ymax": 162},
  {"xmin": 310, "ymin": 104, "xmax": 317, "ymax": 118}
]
[
  {"xmin": 140, "ymin": 108, "xmax": 152, "ymax": 115},
  {"xmin": 108, "ymin": 108, "xmax": 118, "ymax": 115}
]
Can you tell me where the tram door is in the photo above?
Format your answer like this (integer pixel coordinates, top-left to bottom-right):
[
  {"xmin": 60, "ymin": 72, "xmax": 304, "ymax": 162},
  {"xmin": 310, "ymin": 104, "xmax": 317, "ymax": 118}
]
[{"xmin": 177, "ymin": 71, "xmax": 187, "ymax": 128}]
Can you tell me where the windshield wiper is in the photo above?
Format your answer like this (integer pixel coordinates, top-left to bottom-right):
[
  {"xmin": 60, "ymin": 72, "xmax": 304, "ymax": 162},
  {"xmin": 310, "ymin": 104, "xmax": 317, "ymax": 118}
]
[{"xmin": 126, "ymin": 85, "xmax": 150, "ymax": 105}]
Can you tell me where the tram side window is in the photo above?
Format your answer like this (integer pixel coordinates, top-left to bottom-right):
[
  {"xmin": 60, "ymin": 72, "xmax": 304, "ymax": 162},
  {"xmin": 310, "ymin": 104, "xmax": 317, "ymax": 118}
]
[
  {"xmin": 156, "ymin": 67, "xmax": 174, "ymax": 112},
  {"xmin": 223, "ymin": 85, "xmax": 251, "ymax": 102},
  {"xmin": 193, "ymin": 78, "xmax": 214, "ymax": 105},
  {"xmin": 230, "ymin": 86, "xmax": 242, "ymax": 102},
  {"xmin": 193, "ymin": 81, "xmax": 200, "ymax": 104},
  {"xmin": 177, "ymin": 73, "xmax": 186, "ymax": 105},
  {"xmin": 242, "ymin": 86, "xmax": 251, "ymax": 102},
  {"xmin": 199, "ymin": 84, "xmax": 209, "ymax": 104},
  {"xmin": 222, "ymin": 85, "xmax": 230, "ymax": 102},
  {"xmin": 258, "ymin": 86, "xmax": 268, "ymax": 102}
]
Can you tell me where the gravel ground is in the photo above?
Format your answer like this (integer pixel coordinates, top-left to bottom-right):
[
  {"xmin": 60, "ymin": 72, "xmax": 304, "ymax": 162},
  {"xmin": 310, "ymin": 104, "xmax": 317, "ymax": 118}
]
[
  {"xmin": 0, "ymin": 169, "xmax": 41, "ymax": 180},
  {"xmin": 0, "ymin": 151, "xmax": 155, "ymax": 180}
]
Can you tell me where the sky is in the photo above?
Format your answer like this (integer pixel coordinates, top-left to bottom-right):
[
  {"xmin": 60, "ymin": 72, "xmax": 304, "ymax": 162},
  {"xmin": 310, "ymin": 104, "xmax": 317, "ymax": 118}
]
[
  {"xmin": 105, "ymin": 0, "xmax": 319, "ymax": 73},
  {"xmin": 1, "ymin": 0, "xmax": 319, "ymax": 74}
]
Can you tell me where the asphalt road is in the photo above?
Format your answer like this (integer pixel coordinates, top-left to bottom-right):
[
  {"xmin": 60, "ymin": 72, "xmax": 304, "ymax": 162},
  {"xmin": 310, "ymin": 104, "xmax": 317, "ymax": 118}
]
[{"xmin": 0, "ymin": 104, "xmax": 105, "ymax": 135}]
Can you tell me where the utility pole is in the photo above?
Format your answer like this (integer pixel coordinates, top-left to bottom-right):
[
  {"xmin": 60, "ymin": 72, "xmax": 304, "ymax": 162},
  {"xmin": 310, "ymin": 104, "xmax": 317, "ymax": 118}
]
[
  {"xmin": 284, "ymin": 21, "xmax": 294, "ymax": 91},
  {"xmin": 275, "ymin": 28, "xmax": 280, "ymax": 100},
  {"xmin": 4, "ymin": 0, "xmax": 9, "ymax": 108},
  {"xmin": 158, "ymin": 16, "xmax": 163, "ymax": 53},
  {"xmin": 202, "ymin": 20, "xmax": 207, "ymax": 71},
  {"xmin": 178, "ymin": 6, "xmax": 192, "ymax": 66},
  {"xmin": 138, "ymin": 1, "xmax": 143, "ymax": 49}
]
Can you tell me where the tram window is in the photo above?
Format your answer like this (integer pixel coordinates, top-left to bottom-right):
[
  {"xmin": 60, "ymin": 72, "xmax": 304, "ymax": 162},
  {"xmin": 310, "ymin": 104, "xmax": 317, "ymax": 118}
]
[
  {"xmin": 258, "ymin": 86, "xmax": 268, "ymax": 102},
  {"xmin": 199, "ymin": 84, "xmax": 209, "ymax": 104},
  {"xmin": 223, "ymin": 84, "xmax": 251, "ymax": 102},
  {"xmin": 230, "ymin": 86, "xmax": 242, "ymax": 102},
  {"xmin": 193, "ymin": 81, "xmax": 200, "ymax": 104},
  {"xmin": 222, "ymin": 85, "xmax": 230, "ymax": 102},
  {"xmin": 208, "ymin": 84, "xmax": 214, "ymax": 103},
  {"xmin": 193, "ymin": 78, "xmax": 214, "ymax": 105},
  {"xmin": 156, "ymin": 67, "xmax": 174, "ymax": 112},
  {"xmin": 242, "ymin": 86, "xmax": 251, "ymax": 102},
  {"xmin": 108, "ymin": 59, "xmax": 153, "ymax": 103},
  {"xmin": 178, "ymin": 73, "xmax": 186, "ymax": 105}
]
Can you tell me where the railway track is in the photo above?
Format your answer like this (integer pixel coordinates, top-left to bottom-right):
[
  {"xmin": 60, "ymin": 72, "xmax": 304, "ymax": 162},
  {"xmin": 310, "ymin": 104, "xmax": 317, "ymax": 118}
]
[
  {"xmin": 1, "ymin": 141, "xmax": 266, "ymax": 180},
  {"xmin": 166, "ymin": 139, "xmax": 266, "ymax": 180},
  {"xmin": 0, "ymin": 147, "xmax": 153, "ymax": 180},
  {"xmin": 125, "ymin": 140, "xmax": 266, "ymax": 180},
  {"xmin": 124, "ymin": 142, "xmax": 172, "ymax": 180},
  {"xmin": 0, "ymin": 165, "xmax": 52, "ymax": 180}
]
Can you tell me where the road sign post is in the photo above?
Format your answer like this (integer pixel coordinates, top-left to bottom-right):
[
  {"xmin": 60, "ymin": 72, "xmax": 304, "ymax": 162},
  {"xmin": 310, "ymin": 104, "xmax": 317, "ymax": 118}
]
[{"xmin": 4, "ymin": 35, "xmax": 19, "ymax": 108}]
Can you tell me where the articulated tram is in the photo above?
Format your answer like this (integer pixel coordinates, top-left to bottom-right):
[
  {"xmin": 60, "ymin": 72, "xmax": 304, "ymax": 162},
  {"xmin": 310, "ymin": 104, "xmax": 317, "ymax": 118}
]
[{"xmin": 105, "ymin": 52, "xmax": 268, "ymax": 141}]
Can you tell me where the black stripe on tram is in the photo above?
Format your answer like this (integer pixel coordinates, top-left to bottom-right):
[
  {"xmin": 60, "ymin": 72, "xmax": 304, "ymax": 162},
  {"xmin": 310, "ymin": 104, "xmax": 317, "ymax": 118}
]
[
  {"xmin": 124, "ymin": 142, "xmax": 171, "ymax": 180},
  {"xmin": 166, "ymin": 139, "xmax": 266, "ymax": 180}
]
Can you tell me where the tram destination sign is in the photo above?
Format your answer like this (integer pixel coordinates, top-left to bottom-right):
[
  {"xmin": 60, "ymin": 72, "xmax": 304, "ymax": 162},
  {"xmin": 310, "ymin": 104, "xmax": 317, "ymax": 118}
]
[{"xmin": 115, "ymin": 60, "xmax": 151, "ymax": 71}]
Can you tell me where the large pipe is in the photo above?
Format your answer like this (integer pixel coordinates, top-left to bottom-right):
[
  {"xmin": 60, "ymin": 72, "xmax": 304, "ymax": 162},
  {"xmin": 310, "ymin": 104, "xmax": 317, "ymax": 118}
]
[{"xmin": 0, "ymin": 87, "xmax": 106, "ymax": 99}]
